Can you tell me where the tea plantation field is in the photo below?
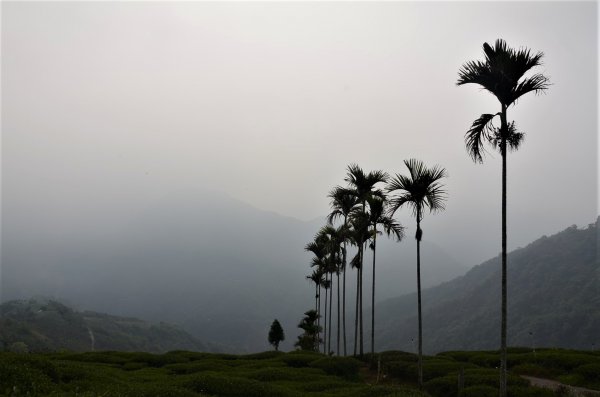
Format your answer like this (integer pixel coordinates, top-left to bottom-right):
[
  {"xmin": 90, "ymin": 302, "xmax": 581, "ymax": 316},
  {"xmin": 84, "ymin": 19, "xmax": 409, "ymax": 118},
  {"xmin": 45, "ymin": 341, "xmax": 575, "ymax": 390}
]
[{"xmin": 1, "ymin": 348, "xmax": 598, "ymax": 396}]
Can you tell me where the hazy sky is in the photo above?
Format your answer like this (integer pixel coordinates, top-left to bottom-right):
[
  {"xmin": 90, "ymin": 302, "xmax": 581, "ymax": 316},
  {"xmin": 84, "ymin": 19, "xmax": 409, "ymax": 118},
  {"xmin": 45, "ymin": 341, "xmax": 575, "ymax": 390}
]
[{"xmin": 2, "ymin": 1, "xmax": 598, "ymax": 267}]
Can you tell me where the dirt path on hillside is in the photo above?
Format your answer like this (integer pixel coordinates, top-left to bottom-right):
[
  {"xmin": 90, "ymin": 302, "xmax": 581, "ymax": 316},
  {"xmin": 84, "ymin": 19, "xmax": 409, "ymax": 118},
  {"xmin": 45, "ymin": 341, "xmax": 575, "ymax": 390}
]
[{"xmin": 522, "ymin": 375, "xmax": 600, "ymax": 396}]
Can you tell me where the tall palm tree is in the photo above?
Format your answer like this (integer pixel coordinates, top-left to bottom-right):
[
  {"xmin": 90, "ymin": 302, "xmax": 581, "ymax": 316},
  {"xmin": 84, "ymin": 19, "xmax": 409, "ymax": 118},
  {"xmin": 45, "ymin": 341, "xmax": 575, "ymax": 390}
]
[
  {"xmin": 345, "ymin": 164, "xmax": 388, "ymax": 356},
  {"xmin": 307, "ymin": 269, "xmax": 324, "ymax": 322},
  {"xmin": 320, "ymin": 224, "xmax": 349, "ymax": 356},
  {"xmin": 457, "ymin": 39, "xmax": 549, "ymax": 397},
  {"xmin": 387, "ymin": 159, "xmax": 447, "ymax": 389},
  {"xmin": 305, "ymin": 237, "xmax": 328, "ymax": 353},
  {"xmin": 328, "ymin": 186, "xmax": 359, "ymax": 356},
  {"xmin": 347, "ymin": 210, "xmax": 370, "ymax": 356},
  {"xmin": 366, "ymin": 195, "xmax": 404, "ymax": 355}
]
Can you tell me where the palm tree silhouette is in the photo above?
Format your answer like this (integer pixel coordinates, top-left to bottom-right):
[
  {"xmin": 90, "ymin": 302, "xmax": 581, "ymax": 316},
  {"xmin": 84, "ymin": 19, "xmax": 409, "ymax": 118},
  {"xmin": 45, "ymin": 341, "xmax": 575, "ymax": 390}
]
[
  {"xmin": 457, "ymin": 39, "xmax": 549, "ymax": 397},
  {"xmin": 366, "ymin": 194, "xmax": 404, "ymax": 355},
  {"xmin": 347, "ymin": 210, "xmax": 370, "ymax": 356},
  {"xmin": 387, "ymin": 158, "xmax": 446, "ymax": 389},
  {"xmin": 328, "ymin": 186, "xmax": 359, "ymax": 356},
  {"xmin": 307, "ymin": 269, "xmax": 324, "ymax": 328},
  {"xmin": 345, "ymin": 164, "xmax": 388, "ymax": 356},
  {"xmin": 317, "ymin": 224, "xmax": 342, "ymax": 355},
  {"xmin": 305, "ymin": 236, "xmax": 328, "ymax": 354}
]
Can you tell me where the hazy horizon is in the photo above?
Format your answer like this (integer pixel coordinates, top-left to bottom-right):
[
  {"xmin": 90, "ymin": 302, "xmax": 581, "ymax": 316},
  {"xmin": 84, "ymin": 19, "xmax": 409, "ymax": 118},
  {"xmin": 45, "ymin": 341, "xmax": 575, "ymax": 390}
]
[{"xmin": 2, "ymin": 1, "xmax": 598, "ymax": 299}]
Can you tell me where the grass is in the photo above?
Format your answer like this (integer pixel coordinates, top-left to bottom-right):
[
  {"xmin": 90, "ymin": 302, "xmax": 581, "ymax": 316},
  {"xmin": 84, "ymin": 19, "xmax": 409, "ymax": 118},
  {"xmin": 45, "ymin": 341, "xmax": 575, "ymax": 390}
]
[{"xmin": 0, "ymin": 348, "xmax": 597, "ymax": 396}]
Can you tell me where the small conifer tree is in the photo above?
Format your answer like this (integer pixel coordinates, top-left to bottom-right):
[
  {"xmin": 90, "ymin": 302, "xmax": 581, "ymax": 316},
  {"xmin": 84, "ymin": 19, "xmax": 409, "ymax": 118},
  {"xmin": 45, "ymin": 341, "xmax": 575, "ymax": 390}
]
[{"xmin": 268, "ymin": 319, "xmax": 285, "ymax": 351}]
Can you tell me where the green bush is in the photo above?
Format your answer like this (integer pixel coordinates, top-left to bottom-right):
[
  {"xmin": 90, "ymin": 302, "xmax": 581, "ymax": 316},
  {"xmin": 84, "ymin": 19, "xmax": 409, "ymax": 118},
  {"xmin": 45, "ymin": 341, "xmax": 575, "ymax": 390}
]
[
  {"xmin": 295, "ymin": 378, "xmax": 349, "ymax": 392},
  {"xmin": 123, "ymin": 361, "xmax": 147, "ymax": 371},
  {"xmin": 508, "ymin": 386, "xmax": 555, "ymax": 397},
  {"xmin": 438, "ymin": 351, "xmax": 478, "ymax": 362},
  {"xmin": 280, "ymin": 353, "xmax": 321, "ymax": 368},
  {"xmin": 458, "ymin": 385, "xmax": 497, "ymax": 397},
  {"xmin": 180, "ymin": 372, "xmax": 298, "ymax": 397},
  {"xmin": 59, "ymin": 351, "xmax": 129, "ymax": 365},
  {"xmin": 385, "ymin": 360, "xmax": 416, "ymax": 380},
  {"xmin": 246, "ymin": 366, "xmax": 323, "ymax": 382},
  {"xmin": 166, "ymin": 360, "xmax": 231, "ymax": 374},
  {"xmin": 424, "ymin": 376, "xmax": 457, "ymax": 397},
  {"xmin": 309, "ymin": 357, "xmax": 362, "ymax": 380},
  {"xmin": 534, "ymin": 351, "xmax": 597, "ymax": 371},
  {"xmin": 143, "ymin": 353, "xmax": 190, "ymax": 367},
  {"xmin": 467, "ymin": 353, "xmax": 500, "ymax": 368},
  {"xmin": 380, "ymin": 350, "xmax": 418, "ymax": 363},
  {"xmin": 0, "ymin": 353, "xmax": 58, "ymax": 396},
  {"xmin": 573, "ymin": 363, "xmax": 600, "ymax": 382},
  {"xmin": 422, "ymin": 360, "xmax": 464, "ymax": 381},
  {"xmin": 511, "ymin": 363, "xmax": 560, "ymax": 378}
]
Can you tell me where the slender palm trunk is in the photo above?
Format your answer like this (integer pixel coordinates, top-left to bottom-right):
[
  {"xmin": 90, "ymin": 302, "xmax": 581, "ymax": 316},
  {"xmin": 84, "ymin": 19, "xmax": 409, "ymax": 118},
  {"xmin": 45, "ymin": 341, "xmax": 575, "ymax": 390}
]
[
  {"xmin": 416, "ymin": 218, "xmax": 423, "ymax": 390},
  {"xmin": 324, "ymin": 274, "xmax": 328, "ymax": 355},
  {"xmin": 337, "ymin": 270, "xmax": 341, "ymax": 356},
  {"xmin": 315, "ymin": 283, "xmax": 318, "ymax": 312},
  {"xmin": 500, "ymin": 105, "xmax": 508, "ymax": 397},
  {"xmin": 354, "ymin": 264, "xmax": 359, "ymax": 356},
  {"xmin": 359, "ymin": 201, "xmax": 366, "ymax": 356},
  {"xmin": 315, "ymin": 283, "xmax": 319, "ymax": 349},
  {"xmin": 342, "ymin": 232, "xmax": 348, "ymax": 356},
  {"xmin": 317, "ymin": 284, "xmax": 321, "ymax": 351},
  {"xmin": 371, "ymin": 227, "xmax": 377, "ymax": 355},
  {"xmin": 329, "ymin": 272, "xmax": 333, "ymax": 354},
  {"xmin": 359, "ymin": 243, "xmax": 364, "ymax": 356}
]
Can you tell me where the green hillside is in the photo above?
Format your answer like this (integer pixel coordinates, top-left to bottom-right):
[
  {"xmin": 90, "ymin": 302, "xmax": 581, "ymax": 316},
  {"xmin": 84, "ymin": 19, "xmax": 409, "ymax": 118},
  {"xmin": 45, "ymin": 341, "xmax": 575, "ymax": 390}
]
[
  {"xmin": 2, "ymin": 348, "xmax": 598, "ymax": 397},
  {"xmin": 0, "ymin": 299, "xmax": 208, "ymax": 353},
  {"xmin": 376, "ymin": 218, "xmax": 600, "ymax": 353}
]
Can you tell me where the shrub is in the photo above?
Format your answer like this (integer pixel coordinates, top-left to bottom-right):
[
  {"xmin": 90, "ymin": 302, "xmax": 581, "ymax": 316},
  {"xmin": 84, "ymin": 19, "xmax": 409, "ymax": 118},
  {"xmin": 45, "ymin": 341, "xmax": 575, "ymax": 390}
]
[
  {"xmin": 180, "ymin": 372, "xmax": 298, "ymax": 397},
  {"xmin": 166, "ymin": 360, "xmax": 231, "ymax": 374},
  {"xmin": 385, "ymin": 360, "xmax": 416, "ymax": 380},
  {"xmin": 123, "ymin": 361, "xmax": 147, "ymax": 371},
  {"xmin": 535, "ymin": 351, "xmax": 597, "ymax": 371},
  {"xmin": 280, "ymin": 353, "xmax": 321, "ymax": 368},
  {"xmin": 0, "ymin": 353, "xmax": 57, "ymax": 395},
  {"xmin": 242, "ymin": 351, "xmax": 284, "ymax": 360},
  {"xmin": 309, "ymin": 357, "xmax": 362, "ymax": 380},
  {"xmin": 458, "ymin": 385, "xmax": 497, "ymax": 397},
  {"xmin": 574, "ymin": 363, "xmax": 600, "ymax": 382},
  {"xmin": 380, "ymin": 350, "xmax": 418, "ymax": 363},
  {"xmin": 508, "ymin": 386, "xmax": 555, "ymax": 397},
  {"xmin": 511, "ymin": 363, "xmax": 560, "ymax": 378},
  {"xmin": 424, "ymin": 376, "xmax": 457, "ymax": 397},
  {"xmin": 246, "ymin": 367, "xmax": 323, "ymax": 382}
]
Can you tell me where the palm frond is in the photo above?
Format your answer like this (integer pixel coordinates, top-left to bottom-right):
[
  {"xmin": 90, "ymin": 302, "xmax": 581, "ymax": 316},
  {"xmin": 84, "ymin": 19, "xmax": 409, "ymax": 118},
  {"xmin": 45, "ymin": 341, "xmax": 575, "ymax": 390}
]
[
  {"xmin": 465, "ymin": 113, "xmax": 499, "ymax": 163},
  {"xmin": 510, "ymin": 73, "xmax": 550, "ymax": 104},
  {"xmin": 458, "ymin": 39, "xmax": 550, "ymax": 107},
  {"xmin": 379, "ymin": 216, "xmax": 405, "ymax": 242},
  {"xmin": 386, "ymin": 159, "xmax": 447, "ymax": 221}
]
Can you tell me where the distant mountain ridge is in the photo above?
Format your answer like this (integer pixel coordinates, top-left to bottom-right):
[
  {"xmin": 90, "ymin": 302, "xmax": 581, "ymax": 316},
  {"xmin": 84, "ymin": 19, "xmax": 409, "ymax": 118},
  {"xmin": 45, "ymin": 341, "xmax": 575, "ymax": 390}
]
[
  {"xmin": 375, "ymin": 217, "xmax": 600, "ymax": 353},
  {"xmin": 2, "ymin": 188, "xmax": 467, "ymax": 352},
  {"xmin": 0, "ymin": 299, "xmax": 210, "ymax": 353}
]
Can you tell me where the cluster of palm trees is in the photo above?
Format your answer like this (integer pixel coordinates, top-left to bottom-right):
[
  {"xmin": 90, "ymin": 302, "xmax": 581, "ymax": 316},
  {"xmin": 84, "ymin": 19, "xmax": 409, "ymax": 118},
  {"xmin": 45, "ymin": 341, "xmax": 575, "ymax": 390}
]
[
  {"xmin": 304, "ymin": 159, "xmax": 447, "ymax": 388},
  {"xmin": 302, "ymin": 38, "xmax": 549, "ymax": 397}
]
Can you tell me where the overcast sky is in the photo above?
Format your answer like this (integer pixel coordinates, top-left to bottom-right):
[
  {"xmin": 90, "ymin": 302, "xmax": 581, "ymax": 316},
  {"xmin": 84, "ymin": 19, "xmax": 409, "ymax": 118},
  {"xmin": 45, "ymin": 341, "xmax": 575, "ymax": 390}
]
[{"xmin": 2, "ymin": 1, "xmax": 598, "ymax": 268}]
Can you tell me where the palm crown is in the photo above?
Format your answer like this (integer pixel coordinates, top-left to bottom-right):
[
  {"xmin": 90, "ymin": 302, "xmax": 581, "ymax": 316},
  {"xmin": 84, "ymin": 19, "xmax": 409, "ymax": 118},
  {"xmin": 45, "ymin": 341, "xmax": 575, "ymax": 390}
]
[
  {"xmin": 387, "ymin": 159, "xmax": 447, "ymax": 234},
  {"xmin": 457, "ymin": 39, "xmax": 550, "ymax": 162}
]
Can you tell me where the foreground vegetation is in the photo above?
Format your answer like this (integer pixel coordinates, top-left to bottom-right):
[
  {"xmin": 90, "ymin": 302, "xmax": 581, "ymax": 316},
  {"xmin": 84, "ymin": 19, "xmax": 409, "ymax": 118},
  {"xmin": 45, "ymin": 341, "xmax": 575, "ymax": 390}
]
[{"xmin": 2, "ymin": 348, "xmax": 598, "ymax": 397}]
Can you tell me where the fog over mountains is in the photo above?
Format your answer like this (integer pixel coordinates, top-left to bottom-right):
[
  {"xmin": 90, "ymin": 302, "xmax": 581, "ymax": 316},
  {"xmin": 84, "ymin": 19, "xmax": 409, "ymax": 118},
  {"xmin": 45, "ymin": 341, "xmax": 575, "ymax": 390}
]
[{"xmin": 2, "ymin": 188, "xmax": 467, "ymax": 352}]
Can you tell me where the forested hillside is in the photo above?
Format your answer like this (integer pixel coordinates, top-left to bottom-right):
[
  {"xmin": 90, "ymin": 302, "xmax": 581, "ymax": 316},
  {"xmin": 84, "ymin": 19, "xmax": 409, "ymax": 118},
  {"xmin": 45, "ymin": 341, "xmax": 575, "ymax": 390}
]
[
  {"xmin": 376, "ymin": 218, "xmax": 600, "ymax": 353},
  {"xmin": 0, "ymin": 299, "xmax": 209, "ymax": 353}
]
